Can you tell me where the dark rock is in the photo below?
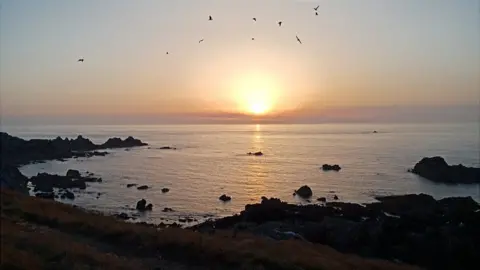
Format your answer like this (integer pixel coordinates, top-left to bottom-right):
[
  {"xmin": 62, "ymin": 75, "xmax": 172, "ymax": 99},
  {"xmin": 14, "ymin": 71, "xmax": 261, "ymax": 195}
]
[
  {"xmin": 101, "ymin": 136, "xmax": 147, "ymax": 149},
  {"xmin": 373, "ymin": 130, "xmax": 378, "ymax": 133},
  {"xmin": 158, "ymin": 146, "xmax": 176, "ymax": 150},
  {"xmin": 0, "ymin": 132, "xmax": 147, "ymax": 167},
  {"xmin": 36, "ymin": 192, "xmax": 55, "ymax": 200},
  {"xmin": 219, "ymin": 194, "xmax": 232, "ymax": 202},
  {"xmin": 137, "ymin": 185, "xmax": 149, "ymax": 190},
  {"xmin": 126, "ymin": 183, "xmax": 137, "ymax": 188},
  {"xmin": 145, "ymin": 203, "xmax": 153, "ymax": 210},
  {"xmin": 62, "ymin": 190, "xmax": 75, "ymax": 200},
  {"xmin": 162, "ymin": 207, "xmax": 174, "ymax": 212},
  {"xmin": 30, "ymin": 173, "xmax": 87, "ymax": 191},
  {"xmin": 115, "ymin": 213, "xmax": 130, "ymax": 220},
  {"xmin": 247, "ymin": 151, "xmax": 263, "ymax": 156},
  {"xmin": 322, "ymin": 164, "xmax": 341, "ymax": 171},
  {"xmin": 161, "ymin": 188, "xmax": 170, "ymax": 193},
  {"xmin": 411, "ymin": 156, "xmax": 480, "ymax": 184},
  {"xmin": 66, "ymin": 169, "xmax": 81, "ymax": 178},
  {"xmin": 295, "ymin": 185, "xmax": 313, "ymax": 198},
  {"xmin": 136, "ymin": 199, "xmax": 152, "ymax": 211},
  {"xmin": 0, "ymin": 165, "xmax": 29, "ymax": 194},
  {"xmin": 333, "ymin": 195, "xmax": 339, "ymax": 200},
  {"xmin": 317, "ymin": 197, "xmax": 327, "ymax": 202}
]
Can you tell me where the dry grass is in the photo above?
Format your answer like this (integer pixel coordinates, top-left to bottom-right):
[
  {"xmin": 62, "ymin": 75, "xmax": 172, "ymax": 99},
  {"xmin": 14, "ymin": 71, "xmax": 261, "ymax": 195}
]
[{"xmin": 1, "ymin": 189, "xmax": 423, "ymax": 270}]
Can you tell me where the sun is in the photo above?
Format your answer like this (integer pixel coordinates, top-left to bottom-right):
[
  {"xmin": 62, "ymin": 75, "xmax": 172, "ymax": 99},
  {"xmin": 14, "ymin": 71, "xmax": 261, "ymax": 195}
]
[
  {"xmin": 249, "ymin": 101, "xmax": 270, "ymax": 115},
  {"xmin": 231, "ymin": 73, "xmax": 278, "ymax": 116}
]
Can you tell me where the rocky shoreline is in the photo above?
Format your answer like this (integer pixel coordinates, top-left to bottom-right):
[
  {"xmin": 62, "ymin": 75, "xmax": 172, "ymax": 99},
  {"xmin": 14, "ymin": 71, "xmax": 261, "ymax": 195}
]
[
  {"xmin": 192, "ymin": 194, "xmax": 480, "ymax": 270},
  {"xmin": 0, "ymin": 132, "xmax": 147, "ymax": 167},
  {"xmin": 2, "ymin": 132, "xmax": 480, "ymax": 269}
]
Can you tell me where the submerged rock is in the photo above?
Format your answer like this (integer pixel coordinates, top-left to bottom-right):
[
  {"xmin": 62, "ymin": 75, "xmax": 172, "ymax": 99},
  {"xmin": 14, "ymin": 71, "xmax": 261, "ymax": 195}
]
[
  {"xmin": 161, "ymin": 188, "xmax": 170, "ymax": 193},
  {"xmin": 295, "ymin": 185, "xmax": 313, "ymax": 198},
  {"xmin": 126, "ymin": 184, "xmax": 137, "ymax": 188},
  {"xmin": 158, "ymin": 146, "xmax": 177, "ymax": 150},
  {"xmin": 317, "ymin": 197, "xmax": 327, "ymax": 202},
  {"xmin": 162, "ymin": 207, "xmax": 174, "ymax": 212},
  {"xmin": 137, "ymin": 185, "xmax": 149, "ymax": 190},
  {"xmin": 411, "ymin": 156, "xmax": 480, "ymax": 184},
  {"xmin": 322, "ymin": 164, "xmax": 341, "ymax": 171},
  {"xmin": 247, "ymin": 151, "xmax": 263, "ymax": 156},
  {"xmin": 219, "ymin": 194, "xmax": 232, "ymax": 202}
]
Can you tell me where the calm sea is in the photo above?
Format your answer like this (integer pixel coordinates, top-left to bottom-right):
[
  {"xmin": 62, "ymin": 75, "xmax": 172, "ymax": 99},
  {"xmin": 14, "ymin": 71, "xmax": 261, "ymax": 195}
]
[{"xmin": 3, "ymin": 123, "xmax": 479, "ymax": 224}]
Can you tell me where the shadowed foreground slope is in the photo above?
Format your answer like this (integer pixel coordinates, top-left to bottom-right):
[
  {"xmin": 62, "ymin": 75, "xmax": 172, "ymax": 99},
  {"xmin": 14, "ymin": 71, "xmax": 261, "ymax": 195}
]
[{"xmin": 0, "ymin": 189, "xmax": 421, "ymax": 270}]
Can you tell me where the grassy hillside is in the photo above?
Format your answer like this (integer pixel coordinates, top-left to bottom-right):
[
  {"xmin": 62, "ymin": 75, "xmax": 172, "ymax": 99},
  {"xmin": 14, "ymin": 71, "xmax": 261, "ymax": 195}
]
[{"xmin": 0, "ymin": 189, "xmax": 422, "ymax": 270}]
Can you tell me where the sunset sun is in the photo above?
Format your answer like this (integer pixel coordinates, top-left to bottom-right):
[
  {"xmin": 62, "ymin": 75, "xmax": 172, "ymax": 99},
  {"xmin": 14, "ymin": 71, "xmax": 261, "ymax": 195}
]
[
  {"xmin": 231, "ymin": 73, "xmax": 279, "ymax": 116},
  {"xmin": 248, "ymin": 101, "xmax": 270, "ymax": 115}
]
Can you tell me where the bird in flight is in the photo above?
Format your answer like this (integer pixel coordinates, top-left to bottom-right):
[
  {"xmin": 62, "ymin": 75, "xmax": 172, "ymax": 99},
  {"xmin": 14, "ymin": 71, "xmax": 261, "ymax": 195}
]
[
  {"xmin": 253, "ymin": 18, "xmax": 256, "ymax": 21},
  {"xmin": 252, "ymin": 37, "xmax": 255, "ymax": 40},
  {"xmin": 209, "ymin": 15, "xmax": 213, "ymax": 21},
  {"xmin": 77, "ymin": 58, "xmax": 84, "ymax": 62},
  {"xmin": 314, "ymin": 5, "xmax": 319, "ymax": 11},
  {"xmin": 166, "ymin": 52, "xmax": 169, "ymax": 55},
  {"xmin": 296, "ymin": 35, "xmax": 302, "ymax": 44},
  {"xmin": 278, "ymin": 21, "xmax": 282, "ymax": 27},
  {"xmin": 199, "ymin": 39, "xmax": 204, "ymax": 43}
]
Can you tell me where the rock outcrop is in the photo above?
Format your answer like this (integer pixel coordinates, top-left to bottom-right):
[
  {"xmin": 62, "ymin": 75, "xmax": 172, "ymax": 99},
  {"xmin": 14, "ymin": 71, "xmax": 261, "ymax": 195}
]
[
  {"xmin": 136, "ymin": 199, "xmax": 153, "ymax": 211},
  {"xmin": 193, "ymin": 194, "xmax": 480, "ymax": 270},
  {"xmin": 410, "ymin": 156, "xmax": 480, "ymax": 184},
  {"xmin": 294, "ymin": 185, "xmax": 313, "ymax": 198},
  {"xmin": 0, "ymin": 132, "xmax": 147, "ymax": 166},
  {"xmin": 0, "ymin": 165, "xmax": 29, "ymax": 194}
]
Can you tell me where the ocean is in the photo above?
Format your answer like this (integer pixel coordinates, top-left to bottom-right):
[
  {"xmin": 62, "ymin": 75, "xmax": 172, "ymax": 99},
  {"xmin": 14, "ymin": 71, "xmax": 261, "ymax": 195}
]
[{"xmin": 3, "ymin": 123, "xmax": 479, "ymax": 225}]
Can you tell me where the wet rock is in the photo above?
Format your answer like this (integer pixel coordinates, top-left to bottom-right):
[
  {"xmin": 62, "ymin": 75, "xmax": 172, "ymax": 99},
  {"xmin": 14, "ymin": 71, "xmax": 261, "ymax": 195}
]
[
  {"xmin": 333, "ymin": 195, "xmax": 339, "ymax": 200},
  {"xmin": 66, "ymin": 169, "xmax": 81, "ymax": 178},
  {"xmin": 247, "ymin": 151, "xmax": 263, "ymax": 156},
  {"xmin": 137, "ymin": 185, "xmax": 149, "ymax": 190},
  {"xmin": 35, "ymin": 192, "xmax": 55, "ymax": 200},
  {"xmin": 126, "ymin": 184, "xmax": 137, "ymax": 188},
  {"xmin": 136, "ymin": 199, "xmax": 153, "ymax": 211},
  {"xmin": 317, "ymin": 197, "xmax": 327, "ymax": 202},
  {"xmin": 146, "ymin": 203, "xmax": 153, "ymax": 211},
  {"xmin": 161, "ymin": 188, "xmax": 170, "ymax": 193},
  {"xmin": 410, "ymin": 156, "xmax": 480, "ymax": 184},
  {"xmin": 219, "ymin": 194, "xmax": 232, "ymax": 202},
  {"xmin": 295, "ymin": 185, "xmax": 313, "ymax": 198},
  {"xmin": 162, "ymin": 207, "xmax": 174, "ymax": 212},
  {"xmin": 115, "ymin": 213, "xmax": 130, "ymax": 220},
  {"xmin": 30, "ymin": 173, "xmax": 87, "ymax": 191},
  {"xmin": 322, "ymin": 164, "xmax": 341, "ymax": 171},
  {"xmin": 62, "ymin": 190, "xmax": 75, "ymax": 200},
  {"xmin": 158, "ymin": 146, "xmax": 176, "ymax": 150}
]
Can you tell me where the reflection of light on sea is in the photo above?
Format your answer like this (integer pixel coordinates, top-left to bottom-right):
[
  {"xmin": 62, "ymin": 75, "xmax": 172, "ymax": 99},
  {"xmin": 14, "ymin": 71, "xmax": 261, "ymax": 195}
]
[{"xmin": 244, "ymin": 124, "xmax": 267, "ymax": 201}]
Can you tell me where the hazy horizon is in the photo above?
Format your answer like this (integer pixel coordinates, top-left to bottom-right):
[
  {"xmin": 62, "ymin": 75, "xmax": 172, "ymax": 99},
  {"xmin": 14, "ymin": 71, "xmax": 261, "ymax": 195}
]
[{"xmin": 1, "ymin": 0, "xmax": 479, "ymax": 124}]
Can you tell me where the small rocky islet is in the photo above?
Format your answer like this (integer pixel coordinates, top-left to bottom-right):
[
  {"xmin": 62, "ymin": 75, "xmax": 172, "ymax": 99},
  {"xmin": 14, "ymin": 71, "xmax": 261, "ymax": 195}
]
[{"xmin": 2, "ymin": 132, "xmax": 480, "ymax": 270}]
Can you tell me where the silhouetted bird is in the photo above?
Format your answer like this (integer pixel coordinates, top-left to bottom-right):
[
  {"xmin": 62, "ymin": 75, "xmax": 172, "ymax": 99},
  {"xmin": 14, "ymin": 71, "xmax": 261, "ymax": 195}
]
[
  {"xmin": 252, "ymin": 37, "xmax": 255, "ymax": 40},
  {"xmin": 296, "ymin": 35, "xmax": 302, "ymax": 44},
  {"xmin": 199, "ymin": 39, "xmax": 204, "ymax": 43},
  {"xmin": 278, "ymin": 21, "xmax": 282, "ymax": 26},
  {"xmin": 253, "ymin": 18, "xmax": 256, "ymax": 21},
  {"xmin": 77, "ymin": 58, "xmax": 84, "ymax": 62},
  {"xmin": 314, "ymin": 5, "xmax": 320, "ymax": 11},
  {"xmin": 166, "ymin": 52, "xmax": 169, "ymax": 55},
  {"xmin": 315, "ymin": 12, "xmax": 318, "ymax": 16},
  {"xmin": 209, "ymin": 15, "xmax": 213, "ymax": 21}
]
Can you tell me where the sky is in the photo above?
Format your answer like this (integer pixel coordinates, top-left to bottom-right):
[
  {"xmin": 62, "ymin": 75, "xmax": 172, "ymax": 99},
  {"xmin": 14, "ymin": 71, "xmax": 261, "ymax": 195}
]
[{"xmin": 1, "ymin": 0, "xmax": 479, "ymax": 124}]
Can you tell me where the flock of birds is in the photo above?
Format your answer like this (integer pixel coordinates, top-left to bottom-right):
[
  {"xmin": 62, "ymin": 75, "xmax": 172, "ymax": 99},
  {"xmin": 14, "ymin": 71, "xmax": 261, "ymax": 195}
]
[{"xmin": 77, "ymin": 5, "xmax": 321, "ymax": 62}]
